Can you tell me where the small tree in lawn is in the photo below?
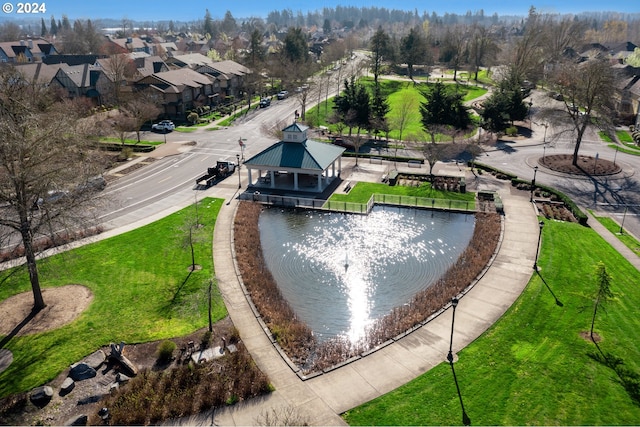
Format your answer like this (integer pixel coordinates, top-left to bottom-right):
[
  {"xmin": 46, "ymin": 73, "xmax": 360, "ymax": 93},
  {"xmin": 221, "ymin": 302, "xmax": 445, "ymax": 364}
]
[{"xmin": 590, "ymin": 261, "xmax": 614, "ymax": 343}]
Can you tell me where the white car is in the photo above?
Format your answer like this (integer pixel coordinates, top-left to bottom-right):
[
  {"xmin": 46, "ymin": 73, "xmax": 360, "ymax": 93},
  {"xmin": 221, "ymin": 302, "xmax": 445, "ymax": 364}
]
[{"xmin": 152, "ymin": 120, "xmax": 175, "ymax": 132}]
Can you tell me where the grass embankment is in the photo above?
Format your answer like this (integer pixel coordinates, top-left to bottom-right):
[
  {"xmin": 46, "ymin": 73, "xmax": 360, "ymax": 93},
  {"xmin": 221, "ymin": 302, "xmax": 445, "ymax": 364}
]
[
  {"xmin": 0, "ymin": 198, "xmax": 227, "ymax": 398},
  {"xmin": 590, "ymin": 212, "xmax": 640, "ymax": 257},
  {"xmin": 343, "ymin": 219, "xmax": 640, "ymax": 425}
]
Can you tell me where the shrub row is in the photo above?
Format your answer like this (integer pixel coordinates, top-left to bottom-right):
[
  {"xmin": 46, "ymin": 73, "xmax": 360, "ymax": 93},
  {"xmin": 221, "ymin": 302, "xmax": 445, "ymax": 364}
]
[
  {"xmin": 97, "ymin": 142, "xmax": 156, "ymax": 153},
  {"xmin": 234, "ymin": 201, "xmax": 501, "ymax": 374}
]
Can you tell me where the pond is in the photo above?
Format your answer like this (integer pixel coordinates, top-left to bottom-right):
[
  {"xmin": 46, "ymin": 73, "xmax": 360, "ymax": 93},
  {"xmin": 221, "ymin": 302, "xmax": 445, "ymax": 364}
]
[{"xmin": 259, "ymin": 206, "xmax": 475, "ymax": 343}]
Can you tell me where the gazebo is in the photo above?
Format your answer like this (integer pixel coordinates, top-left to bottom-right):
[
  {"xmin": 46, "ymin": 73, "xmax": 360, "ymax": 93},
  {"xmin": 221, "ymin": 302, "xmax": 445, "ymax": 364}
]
[{"xmin": 243, "ymin": 122, "xmax": 345, "ymax": 193}]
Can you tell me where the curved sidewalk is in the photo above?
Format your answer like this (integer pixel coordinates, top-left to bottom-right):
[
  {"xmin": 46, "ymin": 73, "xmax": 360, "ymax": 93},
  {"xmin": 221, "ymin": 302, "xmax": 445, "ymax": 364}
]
[{"xmin": 187, "ymin": 184, "xmax": 541, "ymax": 426}]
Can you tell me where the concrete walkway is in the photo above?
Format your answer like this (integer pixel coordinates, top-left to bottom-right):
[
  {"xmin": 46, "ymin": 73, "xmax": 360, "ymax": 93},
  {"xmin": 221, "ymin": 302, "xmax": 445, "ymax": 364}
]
[{"xmin": 172, "ymin": 168, "xmax": 542, "ymax": 426}]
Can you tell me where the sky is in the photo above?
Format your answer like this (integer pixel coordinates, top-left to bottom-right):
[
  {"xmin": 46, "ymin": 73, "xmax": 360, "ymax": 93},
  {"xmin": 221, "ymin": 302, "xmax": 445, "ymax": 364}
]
[{"xmin": 2, "ymin": 0, "xmax": 638, "ymax": 22}]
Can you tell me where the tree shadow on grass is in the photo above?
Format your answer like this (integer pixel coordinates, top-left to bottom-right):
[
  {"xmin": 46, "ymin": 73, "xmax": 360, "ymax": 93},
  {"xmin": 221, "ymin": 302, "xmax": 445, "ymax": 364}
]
[{"xmin": 588, "ymin": 342, "xmax": 640, "ymax": 406}]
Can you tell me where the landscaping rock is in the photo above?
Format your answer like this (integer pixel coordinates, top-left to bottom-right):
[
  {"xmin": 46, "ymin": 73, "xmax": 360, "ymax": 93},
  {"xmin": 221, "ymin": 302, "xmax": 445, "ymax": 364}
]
[
  {"xmin": 115, "ymin": 373, "xmax": 131, "ymax": 383},
  {"xmin": 60, "ymin": 377, "xmax": 75, "ymax": 396},
  {"xmin": 69, "ymin": 362, "xmax": 96, "ymax": 381},
  {"xmin": 80, "ymin": 349, "xmax": 106, "ymax": 369},
  {"xmin": 29, "ymin": 385, "xmax": 53, "ymax": 407},
  {"xmin": 65, "ymin": 414, "xmax": 87, "ymax": 426}
]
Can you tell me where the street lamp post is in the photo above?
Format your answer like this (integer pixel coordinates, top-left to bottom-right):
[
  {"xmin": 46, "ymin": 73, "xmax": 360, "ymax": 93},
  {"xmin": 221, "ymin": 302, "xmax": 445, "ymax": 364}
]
[
  {"xmin": 530, "ymin": 166, "xmax": 538, "ymax": 202},
  {"xmin": 534, "ymin": 220, "xmax": 544, "ymax": 271},
  {"xmin": 236, "ymin": 154, "xmax": 241, "ymax": 189},
  {"xmin": 620, "ymin": 206, "xmax": 628, "ymax": 234},
  {"xmin": 447, "ymin": 297, "xmax": 459, "ymax": 363}
]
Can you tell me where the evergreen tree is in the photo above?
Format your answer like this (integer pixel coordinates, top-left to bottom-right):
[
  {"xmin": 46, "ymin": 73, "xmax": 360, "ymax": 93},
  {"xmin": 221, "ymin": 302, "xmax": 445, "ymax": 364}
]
[
  {"xmin": 419, "ymin": 82, "xmax": 471, "ymax": 143},
  {"xmin": 49, "ymin": 16, "xmax": 57, "ymax": 36},
  {"xmin": 40, "ymin": 18, "xmax": 47, "ymax": 37},
  {"xmin": 203, "ymin": 9, "xmax": 214, "ymax": 37},
  {"xmin": 400, "ymin": 27, "xmax": 429, "ymax": 80}
]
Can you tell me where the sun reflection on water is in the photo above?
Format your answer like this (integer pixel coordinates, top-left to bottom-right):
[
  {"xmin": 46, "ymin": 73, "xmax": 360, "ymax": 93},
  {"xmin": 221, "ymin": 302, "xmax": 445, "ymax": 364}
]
[{"xmin": 259, "ymin": 206, "xmax": 474, "ymax": 342}]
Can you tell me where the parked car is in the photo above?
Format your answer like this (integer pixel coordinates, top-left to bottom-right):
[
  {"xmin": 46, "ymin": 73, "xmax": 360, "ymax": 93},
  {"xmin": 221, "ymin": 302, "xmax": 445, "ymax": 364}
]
[
  {"xmin": 151, "ymin": 120, "xmax": 175, "ymax": 132},
  {"xmin": 277, "ymin": 90, "xmax": 289, "ymax": 100},
  {"xmin": 259, "ymin": 98, "xmax": 271, "ymax": 108}
]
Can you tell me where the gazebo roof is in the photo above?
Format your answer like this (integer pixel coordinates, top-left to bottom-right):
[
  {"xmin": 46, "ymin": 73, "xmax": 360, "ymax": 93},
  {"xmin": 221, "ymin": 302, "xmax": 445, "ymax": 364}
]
[{"xmin": 244, "ymin": 129, "xmax": 345, "ymax": 171}]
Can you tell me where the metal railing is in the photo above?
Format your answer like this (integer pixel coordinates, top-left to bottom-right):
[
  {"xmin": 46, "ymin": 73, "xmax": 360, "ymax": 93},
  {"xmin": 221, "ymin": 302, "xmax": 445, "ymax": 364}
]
[{"xmin": 241, "ymin": 192, "xmax": 477, "ymax": 214}]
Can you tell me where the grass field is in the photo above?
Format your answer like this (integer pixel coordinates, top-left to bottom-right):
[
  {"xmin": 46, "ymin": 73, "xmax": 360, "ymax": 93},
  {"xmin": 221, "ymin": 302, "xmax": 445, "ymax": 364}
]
[
  {"xmin": 305, "ymin": 77, "xmax": 486, "ymax": 141},
  {"xmin": 343, "ymin": 219, "xmax": 640, "ymax": 425},
  {"xmin": 0, "ymin": 198, "xmax": 227, "ymax": 398}
]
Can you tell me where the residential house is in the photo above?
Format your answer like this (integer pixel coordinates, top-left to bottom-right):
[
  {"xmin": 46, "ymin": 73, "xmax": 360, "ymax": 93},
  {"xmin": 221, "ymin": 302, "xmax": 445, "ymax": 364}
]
[
  {"xmin": 195, "ymin": 60, "xmax": 251, "ymax": 102},
  {"xmin": 106, "ymin": 36, "xmax": 155, "ymax": 56},
  {"xmin": 165, "ymin": 53, "xmax": 214, "ymax": 69},
  {"xmin": 613, "ymin": 63, "xmax": 640, "ymax": 125},
  {"xmin": 0, "ymin": 38, "xmax": 57, "ymax": 63},
  {"xmin": 14, "ymin": 62, "xmax": 64, "ymax": 84},
  {"xmin": 49, "ymin": 64, "xmax": 111, "ymax": 104},
  {"xmin": 135, "ymin": 68, "xmax": 216, "ymax": 119}
]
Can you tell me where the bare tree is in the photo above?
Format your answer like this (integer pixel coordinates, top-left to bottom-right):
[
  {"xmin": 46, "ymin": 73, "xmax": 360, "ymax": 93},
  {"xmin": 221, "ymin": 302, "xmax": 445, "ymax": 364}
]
[
  {"xmin": 541, "ymin": 16, "xmax": 586, "ymax": 64},
  {"xmin": 501, "ymin": 7, "xmax": 546, "ymax": 83},
  {"xmin": 111, "ymin": 111, "xmax": 137, "ymax": 145},
  {"xmin": 549, "ymin": 58, "xmax": 616, "ymax": 166},
  {"xmin": 99, "ymin": 49, "xmax": 138, "ymax": 107},
  {"xmin": 468, "ymin": 24, "xmax": 500, "ymax": 81},
  {"xmin": 121, "ymin": 94, "xmax": 162, "ymax": 142},
  {"xmin": 390, "ymin": 95, "xmax": 417, "ymax": 146},
  {"xmin": 0, "ymin": 66, "xmax": 105, "ymax": 311}
]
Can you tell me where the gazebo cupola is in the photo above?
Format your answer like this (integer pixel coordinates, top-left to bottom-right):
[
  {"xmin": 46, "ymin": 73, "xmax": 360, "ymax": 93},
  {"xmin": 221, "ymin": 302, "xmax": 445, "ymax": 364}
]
[{"xmin": 283, "ymin": 122, "xmax": 308, "ymax": 143}]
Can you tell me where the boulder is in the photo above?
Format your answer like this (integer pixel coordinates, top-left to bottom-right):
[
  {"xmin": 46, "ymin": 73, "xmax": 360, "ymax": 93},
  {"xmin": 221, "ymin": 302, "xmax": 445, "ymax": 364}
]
[
  {"xmin": 115, "ymin": 373, "xmax": 131, "ymax": 384},
  {"xmin": 69, "ymin": 362, "xmax": 96, "ymax": 381},
  {"xmin": 65, "ymin": 414, "xmax": 87, "ymax": 426},
  {"xmin": 81, "ymin": 350, "xmax": 106, "ymax": 369},
  {"xmin": 29, "ymin": 385, "xmax": 53, "ymax": 407},
  {"xmin": 60, "ymin": 377, "xmax": 75, "ymax": 396}
]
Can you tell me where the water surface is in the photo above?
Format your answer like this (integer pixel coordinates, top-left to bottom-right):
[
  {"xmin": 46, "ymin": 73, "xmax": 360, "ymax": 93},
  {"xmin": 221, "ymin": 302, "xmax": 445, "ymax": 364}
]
[{"xmin": 259, "ymin": 206, "xmax": 474, "ymax": 342}]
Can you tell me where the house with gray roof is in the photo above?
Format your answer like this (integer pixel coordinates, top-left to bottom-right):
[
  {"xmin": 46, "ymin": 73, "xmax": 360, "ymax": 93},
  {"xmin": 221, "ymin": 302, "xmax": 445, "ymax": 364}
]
[
  {"xmin": 135, "ymin": 68, "xmax": 215, "ymax": 118},
  {"xmin": 243, "ymin": 122, "xmax": 345, "ymax": 193},
  {"xmin": 0, "ymin": 39, "xmax": 57, "ymax": 63}
]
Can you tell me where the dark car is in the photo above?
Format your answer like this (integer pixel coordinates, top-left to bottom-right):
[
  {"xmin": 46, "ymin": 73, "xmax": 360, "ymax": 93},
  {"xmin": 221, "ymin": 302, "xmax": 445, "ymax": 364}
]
[{"xmin": 259, "ymin": 98, "xmax": 271, "ymax": 108}]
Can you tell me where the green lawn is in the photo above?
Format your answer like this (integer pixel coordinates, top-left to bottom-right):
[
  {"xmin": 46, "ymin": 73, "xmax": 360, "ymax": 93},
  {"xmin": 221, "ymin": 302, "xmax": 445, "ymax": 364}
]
[
  {"xmin": 590, "ymin": 213, "xmax": 640, "ymax": 257},
  {"xmin": 305, "ymin": 77, "xmax": 486, "ymax": 141},
  {"xmin": 343, "ymin": 219, "xmax": 640, "ymax": 425},
  {"xmin": 0, "ymin": 198, "xmax": 227, "ymax": 398},
  {"xmin": 329, "ymin": 181, "xmax": 475, "ymax": 204},
  {"xmin": 617, "ymin": 130, "xmax": 634, "ymax": 143}
]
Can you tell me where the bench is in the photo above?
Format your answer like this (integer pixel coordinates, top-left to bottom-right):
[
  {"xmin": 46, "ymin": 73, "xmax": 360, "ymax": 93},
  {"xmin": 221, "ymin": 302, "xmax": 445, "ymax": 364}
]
[
  {"xmin": 408, "ymin": 160, "xmax": 422, "ymax": 168},
  {"xmin": 343, "ymin": 181, "xmax": 352, "ymax": 193},
  {"xmin": 388, "ymin": 170, "xmax": 399, "ymax": 186}
]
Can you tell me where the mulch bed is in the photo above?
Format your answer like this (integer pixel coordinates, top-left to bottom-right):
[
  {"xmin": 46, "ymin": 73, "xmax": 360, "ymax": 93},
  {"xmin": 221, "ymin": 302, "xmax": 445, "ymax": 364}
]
[{"xmin": 539, "ymin": 154, "xmax": 621, "ymax": 176}]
